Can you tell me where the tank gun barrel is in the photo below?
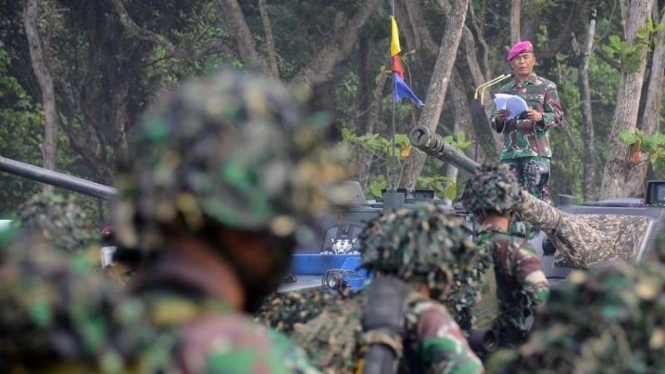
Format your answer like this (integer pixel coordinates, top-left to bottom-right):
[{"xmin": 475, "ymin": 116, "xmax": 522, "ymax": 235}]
[
  {"xmin": 0, "ymin": 155, "xmax": 117, "ymax": 201},
  {"xmin": 408, "ymin": 126, "xmax": 480, "ymax": 175}
]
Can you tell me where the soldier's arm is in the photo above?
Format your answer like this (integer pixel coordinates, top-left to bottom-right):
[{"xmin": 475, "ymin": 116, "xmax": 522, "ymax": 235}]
[
  {"xmin": 513, "ymin": 242, "xmax": 550, "ymax": 308},
  {"xmin": 414, "ymin": 302, "xmax": 485, "ymax": 374},
  {"xmin": 538, "ymin": 84, "xmax": 563, "ymax": 132}
]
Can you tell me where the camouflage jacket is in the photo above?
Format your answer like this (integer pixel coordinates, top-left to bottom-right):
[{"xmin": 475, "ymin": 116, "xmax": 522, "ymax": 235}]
[
  {"xmin": 476, "ymin": 223, "xmax": 549, "ymax": 337},
  {"xmin": 292, "ymin": 290, "xmax": 484, "ymax": 374},
  {"xmin": 123, "ymin": 258, "xmax": 322, "ymax": 374},
  {"xmin": 490, "ymin": 74, "xmax": 563, "ymax": 160}
]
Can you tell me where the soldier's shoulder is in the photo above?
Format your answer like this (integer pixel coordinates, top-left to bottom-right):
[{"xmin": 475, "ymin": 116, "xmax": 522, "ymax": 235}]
[
  {"xmin": 535, "ymin": 75, "xmax": 558, "ymax": 90},
  {"xmin": 177, "ymin": 313, "xmax": 302, "ymax": 373}
]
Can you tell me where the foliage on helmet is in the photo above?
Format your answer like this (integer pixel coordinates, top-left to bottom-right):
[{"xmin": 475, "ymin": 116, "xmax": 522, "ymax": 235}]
[
  {"xmin": 359, "ymin": 203, "xmax": 477, "ymax": 299},
  {"xmin": 487, "ymin": 260, "xmax": 665, "ymax": 373},
  {"xmin": 462, "ymin": 164, "xmax": 522, "ymax": 217},
  {"xmin": 18, "ymin": 191, "xmax": 96, "ymax": 253},
  {"xmin": 113, "ymin": 70, "xmax": 350, "ymax": 251},
  {"xmin": 0, "ymin": 231, "xmax": 127, "ymax": 373}
]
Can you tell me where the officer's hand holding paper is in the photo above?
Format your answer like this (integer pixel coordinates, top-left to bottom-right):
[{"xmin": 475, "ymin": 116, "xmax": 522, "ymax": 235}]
[{"xmin": 494, "ymin": 93, "xmax": 529, "ymax": 119}]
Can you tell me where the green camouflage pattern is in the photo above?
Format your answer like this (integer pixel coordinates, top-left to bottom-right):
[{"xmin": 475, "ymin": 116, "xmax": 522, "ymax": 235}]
[
  {"xmin": 502, "ymin": 157, "xmax": 550, "ymax": 202},
  {"xmin": 291, "ymin": 290, "xmax": 484, "ymax": 374},
  {"xmin": 461, "ymin": 164, "xmax": 523, "ymax": 218},
  {"xmin": 490, "ymin": 73, "xmax": 563, "ymax": 160},
  {"xmin": 476, "ymin": 224, "xmax": 549, "ymax": 347},
  {"xmin": 359, "ymin": 203, "xmax": 478, "ymax": 303},
  {"xmin": 117, "ymin": 290, "xmax": 323, "ymax": 374},
  {"xmin": 255, "ymin": 288, "xmax": 355, "ymax": 334},
  {"xmin": 0, "ymin": 231, "xmax": 129, "ymax": 374},
  {"xmin": 18, "ymin": 191, "xmax": 96, "ymax": 254},
  {"xmin": 113, "ymin": 69, "xmax": 349, "ymax": 251},
  {"xmin": 519, "ymin": 190, "xmax": 650, "ymax": 268},
  {"xmin": 487, "ymin": 260, "xmax": 665, "ymax": 374}
]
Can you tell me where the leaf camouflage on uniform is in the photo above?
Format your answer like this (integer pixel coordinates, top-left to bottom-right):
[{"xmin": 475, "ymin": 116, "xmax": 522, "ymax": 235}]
[
  {"xmin": 255, "ymin": 288, "xmax": 356, "ymax": 334},
  {"xmin": 0, "ymin": 230, "xmax": 131, "ymax": 374},
  {"xmin": 290, "ymin": 204, "xmax": 484, "ymax": 374},
  {"xmin": 487, "ymin": 259, "xmax": 665, "ymax": 374},
  {"xmin": 17, "ymin": 191, "xmax": 97, "ymax": 254},
  {"xmin": 518, "ymin": 189, "xmax": 650, "ymax": 268}
]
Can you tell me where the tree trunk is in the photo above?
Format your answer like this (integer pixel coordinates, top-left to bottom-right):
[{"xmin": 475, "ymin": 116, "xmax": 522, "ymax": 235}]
[
  {"xmin": 444, "ymin": 122, "xmax": 461, "ymax": 205},
  {"xmin": 290, "ymin": 0, "xmax": 382, "ymax": 86},
  {"xmin": 600, "ymin": 0, "xmax": 653, "ymax": 199},
  {"xmin": 217, "ymin": 0, "xmax": 270, "ymax": 74},
  {"xmin": 355, "ymin": 73, "xmax": 389, "ymax": 190},
  {"xmin": 579, "ymin": 7, "xmax": 598, "ymax": 201},
  {"xmin": 451, "ymin": 70, "xmax": 486, "ymax": 162},
  {"xmin": 399, "ymin": 0, "xmax": 470, "ymax": 189},
  {"xmin": 510, "ymin": 0, "xmax": 521, "ymax": 44},
  {"xmin": 357, "ymin": 36, "xmax": 370, "ymax": 134},
  {"xmin": 24, "ymin": 0, "xmax": 58, "ymax": 171},
  {"xmin": 258, "ymin": 0, "xmax": 279, "ymax": 78},
  {"xmin": 624, "ymin": 10, "xmax": 665, "ymax": 196}
]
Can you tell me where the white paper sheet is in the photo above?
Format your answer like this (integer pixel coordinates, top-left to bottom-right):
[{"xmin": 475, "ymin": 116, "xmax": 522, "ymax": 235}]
[{"xmin": 494, "ymin": 94, "xmax": 529, "ymax": 119}]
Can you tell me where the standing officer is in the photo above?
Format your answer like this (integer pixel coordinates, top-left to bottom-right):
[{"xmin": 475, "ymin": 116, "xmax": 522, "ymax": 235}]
[{"xmin": 491, "ymin": 41, "xmax": 563, "ymax": 203}]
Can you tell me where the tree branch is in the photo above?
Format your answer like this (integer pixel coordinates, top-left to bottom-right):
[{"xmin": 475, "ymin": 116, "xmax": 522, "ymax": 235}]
[
  {"xmin": 540, "ymin": 0, "xmax": 585, "ymax": 59},
  {"xmin": 24, "ymin": 0, "xmax": 58, "ymax": 172},
  {"xmin": 594, "ymin": 48, "xmax": 622, "ymax": 71},
  {"xmin": 258, "ymin": 0, "xmax": 279, "ymax": 78},
  {"xmin": 110, "ymin": 0, "xmax": 233, "ymax": 61},
  {"xmin": 290, "ymin": 0, "xmax": 382, "ymax": 86},
  {"xmin": 216, "ymin": 0, "xmax": 269, "ymax": 74}
]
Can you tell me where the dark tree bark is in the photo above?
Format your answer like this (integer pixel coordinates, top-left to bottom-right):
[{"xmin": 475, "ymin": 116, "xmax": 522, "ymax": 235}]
[
  {"xmin": 450, "ymin": 70, "xmax": 486, "ymax": 162},
  {"xmin": 357, "ymin": 36, "xmax": 370, "ymax": 134},
  {"xmin": 624, "ymin": 10, "xmax": 665, "ymax": 196},
  {"xmin": 510, "ymin": 0, "xmax": 521, "ymax": 44},
  {"xmin": 23, "ymin": 0, "xmax": 58, "ymax": 171},
  {"xmin": 539, "ymin": 0, "xmax": 586, "ymax": 60},
  {"xmin": 600, "ymin": 0, "xmax": 654, "ymax": 199},
  {"xmin": 355, "ymin": 73, "xmax": 389, "ymax": 190},
  {"xmin": 579, "ymin": 7, "xmax": 599, "ymax": 200},
  {"xmin": 400, "ymin": 0, "xmax": 470, "ymax": 189},
  {"xmin": 290, "ymin": 0, "xmax": 382, "ymax": 86},
  {"xmin": 258, "ymin": 0, "xmax": 279, "ymax": 78},
  {"xmin": 216, "ymin": 0, "xmax": 270, "ymax": 74}
]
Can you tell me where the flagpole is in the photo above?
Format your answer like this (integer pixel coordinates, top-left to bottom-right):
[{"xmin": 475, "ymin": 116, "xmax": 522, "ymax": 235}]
[{"xmin": 389, "ymin": 0, "xmax": 397, "ymax": 193}]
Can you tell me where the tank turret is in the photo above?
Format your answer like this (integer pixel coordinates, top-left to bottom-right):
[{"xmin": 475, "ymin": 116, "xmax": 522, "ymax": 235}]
[{"xmin": 0, "ymin": 155, "xmax": 117, "ymax": 200}]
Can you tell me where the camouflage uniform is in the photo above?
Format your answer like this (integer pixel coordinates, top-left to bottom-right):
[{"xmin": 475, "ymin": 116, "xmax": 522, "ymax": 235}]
[
  {"xmin": 17, "ymin": 191, "xmax": 96, "ymax": 254},
  {"xmin": 0, "ymin": 230, "xmax": 129, "ymax": 374},
  {"xmin": 292, "ymin": 204, "xmax": 485, "ymax": 374},
  {"xmin": 112, "ymin": 70, "xmax": 347, "ymax": 374},
  {"xmin": 518, "ymin": 190, "xmax": 650, "ymax": 268},
  {"xmin": 475, "ymin": 225, "xmax": 549, "ymax": 347},
  {"xmin": 462, "ymin": 165, "xmax": 549, "ymax": 347},
  {"xmin": 487, "ymin": 260, "xmax": 665, "ymax": 374},
  {"xmin": 490, "ymin": 74, "xmax": 564, "ymax": 202}
]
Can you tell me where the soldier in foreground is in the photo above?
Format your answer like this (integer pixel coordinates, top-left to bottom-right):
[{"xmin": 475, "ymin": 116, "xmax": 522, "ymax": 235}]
[
  {"xmin": 462, "ymin": 165, "xmax": 549, "ymax": 347},
  {"xmin": 291, "ymin": 204, "xmax": 485, "ymax": 374},
  {"xmin": 112, "ymin": 70, "xmax": 347, "ymax": 373},
  {"xmin": 487, "ymin": 241, "xmax": 665, "ymax": 373},
  {"xmin": 0, "ymin": 228, "xmax": 130, "ymax": 373}
]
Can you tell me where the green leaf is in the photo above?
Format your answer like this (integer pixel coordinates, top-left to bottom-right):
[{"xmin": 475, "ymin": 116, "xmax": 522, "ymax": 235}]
[
  {"xmin": 445, "ymin": 183, "xmax": 457, "ymax": 201},
  {"xmin": 370, "ymin": 181, "xmax": 385, "ymax": 198},
  {"xmin": 619, "ymin": 131, "xmax": 638, "ymax": 144}
]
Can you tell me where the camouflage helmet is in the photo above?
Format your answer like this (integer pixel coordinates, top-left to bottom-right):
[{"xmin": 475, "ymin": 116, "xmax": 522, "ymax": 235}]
[
  {"xmin": 114, "ymin": 70, "xmax": 349, "ymax": 251},
  {"xmin": 359, "ymin": 203, "xmax": 477, "ymax": 298},
  {"xmin": 0, "ymin": 231, "xmax": 128, "ymax": 373},
  {"xmin": 487, "ymin": 260, "xmax": 665, "ymax": 373},
  {"xmin": 461, "ymin": 163, "xmax": 522, "ymax": 217},
  {"xmin": 17, "ymin": 191, "xmax": 95, "ymax": 253}
]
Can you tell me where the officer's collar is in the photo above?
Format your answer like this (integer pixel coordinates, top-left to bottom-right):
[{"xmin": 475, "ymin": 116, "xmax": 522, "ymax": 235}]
[{"xmin": 511, "ymin": 73, "xmax": 539, "ymax": 86}]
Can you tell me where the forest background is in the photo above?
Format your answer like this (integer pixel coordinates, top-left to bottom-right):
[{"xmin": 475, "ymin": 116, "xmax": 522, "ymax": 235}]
[{"xmin": 1, "ymin": 0, "xmax": 664, "ymax": 224}]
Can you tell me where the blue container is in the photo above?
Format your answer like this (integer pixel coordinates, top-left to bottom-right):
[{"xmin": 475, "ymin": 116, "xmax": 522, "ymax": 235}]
[{"xmin": 290, "ymin": 254, "xmax": 361, "ymax": 275}]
